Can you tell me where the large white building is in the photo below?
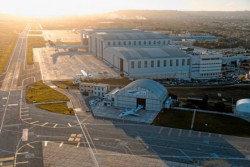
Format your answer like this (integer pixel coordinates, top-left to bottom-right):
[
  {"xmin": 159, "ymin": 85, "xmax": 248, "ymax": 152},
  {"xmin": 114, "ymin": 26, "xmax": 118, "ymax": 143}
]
[
  {"xmin": 114, "ymin": 79, "xmax": 168, "ymax": 111},
  {"xmin": 104, "ymin": 46, "xmax": 190, "ymax": 79},
  {"xmin": 189, "ymin": 51, "xmax": 222, "ymax": 79},
  {"xmin": 82, "ymin": 29, "xmax": 172, "ymax": 60},
  {"xmin": 81, "ymin": 29, "xmax": 223, "ymax": 80}
]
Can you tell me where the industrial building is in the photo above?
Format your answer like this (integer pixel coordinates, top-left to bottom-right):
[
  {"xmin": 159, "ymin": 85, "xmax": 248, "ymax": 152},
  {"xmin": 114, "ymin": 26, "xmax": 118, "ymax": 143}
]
[
  {"xmin": 81, "ymin": 29, "xmax": 223, "ymax": 80},
  {"xmin": 79, "ymin": 82, "xmax": 110, "ymax": 97},
  {"xmin": 103, "ymin": 46, "xmax": 190, "ymax": 79},
  {"xmin": 114, "ymin": 79, "xmax": 168, "ymax": 111},
  {"xmin": 189, "ymin": 51, "xmax": 222, "ymax": 79},
  {"xmin": 81, "ymin": 29, "xmax": 172, "ymax": 60}
]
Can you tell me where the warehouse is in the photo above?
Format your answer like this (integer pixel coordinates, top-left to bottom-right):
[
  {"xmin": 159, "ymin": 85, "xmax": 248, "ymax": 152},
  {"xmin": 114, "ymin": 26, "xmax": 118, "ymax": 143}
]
[
  {"xmin": 103, "ymin": 46, "xmax": 190, "ymax": 79},
  {"xmin": 114, "ymin": 79, "xmax": 168, "ymax": 111},
  {"xmin": 82, "ymin": 29, "xmax": 172, "ymax": 60}
]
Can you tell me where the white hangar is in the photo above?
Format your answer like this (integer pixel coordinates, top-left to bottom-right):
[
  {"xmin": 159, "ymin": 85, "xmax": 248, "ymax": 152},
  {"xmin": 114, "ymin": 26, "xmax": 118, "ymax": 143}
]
[
  {"xmin": 82, "ymin": 29, "xmax": 172, "ymax": 60},
  {"xmin": 114, "ymin": 79, "xmax": 168, "ymax": 111},
  {"xmin": 103, "ymin": 46, "xmax": 191, "ymax": 79}
]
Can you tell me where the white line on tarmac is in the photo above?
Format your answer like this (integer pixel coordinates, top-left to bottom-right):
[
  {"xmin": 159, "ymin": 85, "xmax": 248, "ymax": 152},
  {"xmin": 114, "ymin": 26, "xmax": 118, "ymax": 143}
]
[
  {"xmin": 22, "ymin": 129, "xmax": 28, "ymax": 141},
  {"xmin": 16, "ymin": 152, "xmax": 28, "ymax": 155},
  {"xmin": 26, "ymin": 144, "xmax": 34, "ymax": 149},
  {"xmin": 59, "ymin": 142, "xmax": 63, "ymax": 147},
  {"xmin": 168, "ymin": 128, "xmax": 172, "ymax": 136},
  {"xmin": 15, "ymin": 161, "xmax": 29, "ymax": 164},
  {"xmin": 8, "ymin": 104, "xmax": 18, "ymax": 107},
  {"xmin": 68, "ymin": 123, "xmax": 72, "ymax": 127},
  {"xmin": 158, "ymin": 127, "xmax": 163, "ymax": 134},
  {"xmin": 178, "ymin": 129, "xmax": 182, "ymax": 137},
  {"xmin": 41, "ymin": 122, "xmax": 48, "ymax": 126},
  {"xmin": 30, "ymin": 121, "xmax": 39, "ymax": 124},
  {"xmin": 44, "ymin": 141, "xmax": 48, "ymax": 147},
  {"xmin": 188, "ymin": 130, "xmax": 192, "ymax": 137},
  {"xmin": 53, "ymin": 124, "xmax": 58, "ymax": 128},
  {"xmin": 77, "ymin": 142, "xmax": 80, "ymax": 148},
  {"xmin": 21, "ymin": 114, "xmax": 29, "ymax": 117},
  {"xmin": 21, "ymin": 110, "xmax": 29, "ymax": 113}
]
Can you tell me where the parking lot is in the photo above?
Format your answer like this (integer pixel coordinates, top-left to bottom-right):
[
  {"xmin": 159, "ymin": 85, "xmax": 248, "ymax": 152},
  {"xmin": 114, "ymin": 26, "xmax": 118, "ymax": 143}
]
[{"xmin": 34, "ymin": 48, "xmax": 119, "ymax": 81}]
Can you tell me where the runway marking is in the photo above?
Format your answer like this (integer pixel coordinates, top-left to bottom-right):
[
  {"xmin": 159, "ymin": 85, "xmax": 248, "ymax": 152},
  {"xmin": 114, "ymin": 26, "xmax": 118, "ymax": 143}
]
[
  {"xmin": 77, "ymin": 142, "xmax": 80, "ymax": 148},
  {"xmin": 71, "ymin": 134, "xmax": 77, "ymax": 137},
  {"xmin": 0, "ymin": 156, "xmax": 14, "ymax": 162},
  {"xmin": 178, "ymin": 129, "xmax": 182, "ymax": 137},
  {"xmin": 53, "ymin": 124, "xmax": 58, "ymax": 128},
  {"xmin": 59, "ymin": 142, "xmax": 63, "ymax": 147},
  {"xmin": 16, "ymin": 152, "xmax": 28, "ymax": 155},
  {"xmin": 188, "ymin": 130, "xmax": 192, "ymax": 137},
  {"xmin": 93, "ymin": 138, "xmax": 99, "ymax": 141},
  {"xmin": 15, "ymin": 161, "xmax": 29, "ymax": 165},
  {"xmin": 27, "ymin": 144, "xmax": 34, "ymax": 149},
  {"xmin": 68, "ymin": 138, "xmax": 74, "ymax": 141},
  {"xmin": 77, "ymin": 134, "xmax": 82, "ymax": 137},
  {"xmin": 198, "ymin": 132, "xmax": 202, "ymax": 137},
  {"xmin": 44, "ymin": 141, "xmax": 48, "ymax": 147},
  {"xmin": 22, "ymin": 129, "xmax": 28, "ymax": 141},
  {"xmin": 41, "ymin": 122, "xmax": 48, "ymax": 126},
  {"xmin": 158, "ymin": 127, "xmax": 163, "ymax": 134},
  {"xmin": 21, "ymin": 108, "xmax": 29, "ymax": 111},
  {"xmin": 168, "ymin": 128, "xmax": 173, "ymax": 136},
  {"xmin": 7, "ymin": 103, "xmax": 18, "ymax": 107},
  {"xmin": 30, "ymin": 121, "xmax": 39, "ymax": 124},
  {"xmin": 22, "ymin": 117, "xmax": 32, "ymax": 121},
  {"xmin": 21, "ymin": 110, "xmax": 29, "ymax": 113},
  {"xmin": 68, "ymin": 123, "xmax": 72, "ymax": 127},
  {"xmin": 2, "ymin": 105, "xmax": 6, "ymax": 107},
  {"xmin": 21, "ymin": 114, "xmax": 29, "ymax": 117},
  {"xmin": 2, "ymin": 97, "xmax": 8, "ymax": 100}
]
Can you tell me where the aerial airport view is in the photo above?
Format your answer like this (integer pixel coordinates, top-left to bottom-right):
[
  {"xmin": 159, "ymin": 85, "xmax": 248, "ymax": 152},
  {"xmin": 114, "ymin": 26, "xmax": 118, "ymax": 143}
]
[{"xmin": 0, "ymin": 0, "xmax": 250, "ymax": 167}]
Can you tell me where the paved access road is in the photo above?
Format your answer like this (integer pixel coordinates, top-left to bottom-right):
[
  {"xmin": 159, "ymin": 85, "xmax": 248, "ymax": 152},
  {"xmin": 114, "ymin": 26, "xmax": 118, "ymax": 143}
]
[{"xmin": 0, "ymin": 24, "xmax": 250, "ymax": 167}]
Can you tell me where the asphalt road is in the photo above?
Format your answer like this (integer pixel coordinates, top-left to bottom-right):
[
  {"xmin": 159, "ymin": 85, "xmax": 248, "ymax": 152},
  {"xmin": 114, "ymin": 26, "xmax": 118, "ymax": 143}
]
[{"xmin": 0, "ymin": 24, "xmax": 250, "ymax": 167}]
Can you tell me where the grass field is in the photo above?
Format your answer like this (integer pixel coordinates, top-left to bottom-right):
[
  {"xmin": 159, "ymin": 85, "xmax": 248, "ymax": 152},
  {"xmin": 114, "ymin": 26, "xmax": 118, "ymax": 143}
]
[
  {"xmin": 36, "ymin": 103, "xmax": 73, "ymax": 115},
  {"xmin": 0, "ymin": 16, "xmax": 25, "ymax": 74},
  {"xmin": 52, "ymin": 80, "xmax": 75, "ymax": 89},
  {"xmin": 26, "ymin": 81, "xmax": 69, "ymax": 103},
  {"xmin": 27, "ymin": 36, "xmax": 45, "ymax": 64},
  {"xmin": 153, "ymin": 109, "xmax": 250, "ymax": 137}
]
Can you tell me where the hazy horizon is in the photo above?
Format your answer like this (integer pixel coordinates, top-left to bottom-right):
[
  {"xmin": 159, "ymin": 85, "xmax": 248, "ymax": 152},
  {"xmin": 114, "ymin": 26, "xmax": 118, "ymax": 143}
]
[{"xmin": 0, "ymin": 0, "xmax": 249, "ymax": 17}]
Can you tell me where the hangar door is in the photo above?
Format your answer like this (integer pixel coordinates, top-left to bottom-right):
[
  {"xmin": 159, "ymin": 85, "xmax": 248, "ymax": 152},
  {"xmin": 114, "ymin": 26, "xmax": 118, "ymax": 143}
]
[
  {"xmin": 137, "ymin": 98, "xmax": 146, "ymax": 109},
  {"xmin": 120, "ymin": 58, "xmax": 124, "ymax": 72}
]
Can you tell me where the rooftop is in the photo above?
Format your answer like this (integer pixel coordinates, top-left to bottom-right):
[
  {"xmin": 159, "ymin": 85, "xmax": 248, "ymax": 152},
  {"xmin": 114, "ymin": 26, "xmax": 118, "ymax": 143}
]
[
  {"xmin": 95, "ymin": 32, "xmax": 169, "ymax": 40},
  {"xmin": 121, "ymin": 79, "xmax": 168, "ymax": 100},
  {"xmin": 106, "ymin": 47, "xmax": 190, "ymax": 60}
]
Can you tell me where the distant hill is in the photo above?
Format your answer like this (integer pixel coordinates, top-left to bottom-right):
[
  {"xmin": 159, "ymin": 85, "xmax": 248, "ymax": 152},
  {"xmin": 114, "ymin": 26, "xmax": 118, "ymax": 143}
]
[{"xmin": 100, "ymin": 10, "xmax": 250, "ymax": 20}]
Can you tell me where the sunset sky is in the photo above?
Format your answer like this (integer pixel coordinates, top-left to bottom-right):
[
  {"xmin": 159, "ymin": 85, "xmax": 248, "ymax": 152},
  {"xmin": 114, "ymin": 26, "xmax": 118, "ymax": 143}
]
[{"xmin": 0, "ymin": 0, "xmax": 249, "ymax": 17}]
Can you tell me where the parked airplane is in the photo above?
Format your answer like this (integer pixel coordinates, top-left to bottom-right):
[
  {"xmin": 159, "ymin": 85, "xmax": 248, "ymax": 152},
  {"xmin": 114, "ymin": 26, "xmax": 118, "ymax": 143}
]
[{"xmin": 119, "ymin": 105, "xmax": 143, "ymax": 117}]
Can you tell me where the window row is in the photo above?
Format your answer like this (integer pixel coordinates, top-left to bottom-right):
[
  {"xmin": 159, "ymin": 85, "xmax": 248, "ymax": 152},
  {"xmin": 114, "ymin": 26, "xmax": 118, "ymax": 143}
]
[
  {"xmin": 107, "ymin": 40, "xmax": 170, "ymax": 47},
  {"xmin": 130, "ymin": 59, "xmax": 190, "ymax": 69}
]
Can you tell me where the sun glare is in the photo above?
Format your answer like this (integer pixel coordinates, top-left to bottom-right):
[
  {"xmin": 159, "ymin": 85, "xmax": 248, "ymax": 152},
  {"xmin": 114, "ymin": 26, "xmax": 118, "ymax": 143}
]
[{"xmin": 0, "ymin": 0, "xmax": 95, "ymax": 17}]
